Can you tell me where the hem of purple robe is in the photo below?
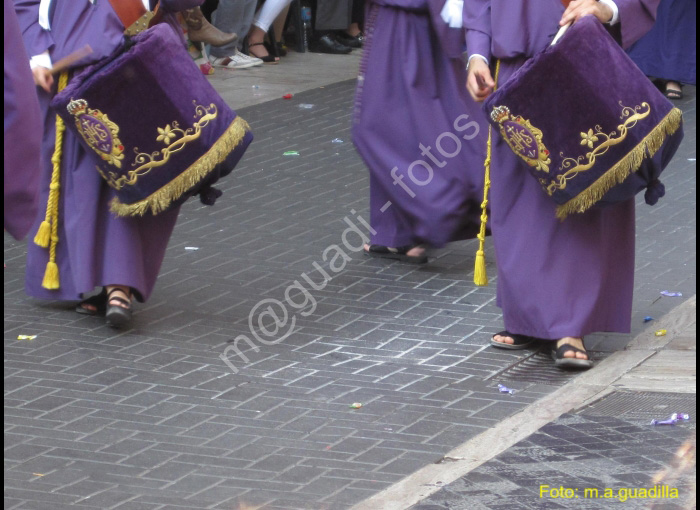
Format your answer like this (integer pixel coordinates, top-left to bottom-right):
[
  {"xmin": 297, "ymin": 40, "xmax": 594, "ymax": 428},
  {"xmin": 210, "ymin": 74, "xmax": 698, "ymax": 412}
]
[
  {"xmin": 25, "ymin": 281, "xmax": 148, "ymax": 303},
  {"xmin": 499, "ymin": 322, "xmax": 632, "ymax": 341}
]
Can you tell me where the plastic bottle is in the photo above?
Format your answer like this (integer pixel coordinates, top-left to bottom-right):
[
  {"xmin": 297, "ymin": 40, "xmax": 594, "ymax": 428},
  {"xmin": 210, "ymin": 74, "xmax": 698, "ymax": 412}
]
[{"xmin": 301, "ymin": 7, "xmax": 312, "ymax": 52}]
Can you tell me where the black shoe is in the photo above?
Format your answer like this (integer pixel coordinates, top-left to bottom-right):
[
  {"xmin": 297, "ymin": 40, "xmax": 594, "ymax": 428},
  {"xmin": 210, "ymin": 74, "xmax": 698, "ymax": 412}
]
[
  {"xmin": 335, "ymin": 31, "xmax": 364, "ymax": 48},
  {"xmin": 310, "ymin": 34, "xmax": 352, "ymax": 54}
]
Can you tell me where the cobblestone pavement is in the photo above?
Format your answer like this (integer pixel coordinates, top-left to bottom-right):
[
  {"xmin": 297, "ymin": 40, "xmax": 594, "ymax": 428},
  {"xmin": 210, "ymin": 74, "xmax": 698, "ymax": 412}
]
[
  {"xmin": 409, "ymin": 393, "xmax": 696, "ymax": 510},
  {"xmin": 3, "ymin": 79, "xmax": 696, "ymax": 510}
]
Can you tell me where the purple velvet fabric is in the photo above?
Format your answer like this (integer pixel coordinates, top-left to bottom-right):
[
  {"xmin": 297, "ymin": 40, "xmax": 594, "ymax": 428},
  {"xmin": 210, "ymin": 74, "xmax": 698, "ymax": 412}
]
[
  {"xmin": 52, "ymin": 23, "xmax": 252, "ymax": 213},
  {"xmin": 16, "ymin": 0, "xmax": 182, "ymax": 302},
  {"xmin": 484, "ymin": 16, "xmax": 683, "ymax": 213},
  {"xmin": 464, "ymin": 0, "xmax": 661, "ymax": 340},
  {"xmin": 4, "ymin": 0, "xmax": 42, "ymax": 240},
  {"xmin": 353, "ymin": 0, "xmax": 487, "ymax": 248}
]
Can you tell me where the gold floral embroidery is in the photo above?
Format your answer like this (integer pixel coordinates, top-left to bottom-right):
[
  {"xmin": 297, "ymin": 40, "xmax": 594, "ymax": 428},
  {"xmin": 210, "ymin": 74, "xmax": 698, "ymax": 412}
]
[
  {"xmin": 100, "ymin": 102, "xmax": 219, "ymax": 190},
  {"xmin": 580, "ymin": 129, "xmax": 599, "ymax": 148},
  {"xmin": 546, "ymin": 102, "xmax": 652, "ymax": 195}
]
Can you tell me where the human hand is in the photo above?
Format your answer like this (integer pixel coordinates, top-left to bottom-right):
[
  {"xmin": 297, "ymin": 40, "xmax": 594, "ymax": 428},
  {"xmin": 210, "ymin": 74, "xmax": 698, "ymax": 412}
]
[
  {"xmin": 32, "ymin": 66, "xmax": 54, "ymax": 93},
  {"xmin": 560, "ymin": 0, "xmax": 613, "ymax": 26},
  {"xmin": 466, "ymin": 58, "xmax": 495, "ymax": 102}
]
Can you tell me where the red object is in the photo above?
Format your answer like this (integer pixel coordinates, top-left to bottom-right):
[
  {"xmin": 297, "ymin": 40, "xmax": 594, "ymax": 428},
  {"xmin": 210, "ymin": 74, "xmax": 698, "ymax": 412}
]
[{"xmin": 283, "ymin": 94, "xmax": 293, "ymax": 99}]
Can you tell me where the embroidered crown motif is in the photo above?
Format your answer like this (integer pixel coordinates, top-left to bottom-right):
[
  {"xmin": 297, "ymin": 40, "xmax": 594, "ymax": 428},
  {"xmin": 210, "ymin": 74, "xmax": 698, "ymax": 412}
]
[
  {"xmin": 66, "ymin": 98, "xmax": 88, "ymax": 116},
  {"xmin": 490, "ymin": 105, "xmax": 511, "ymax": 124}
]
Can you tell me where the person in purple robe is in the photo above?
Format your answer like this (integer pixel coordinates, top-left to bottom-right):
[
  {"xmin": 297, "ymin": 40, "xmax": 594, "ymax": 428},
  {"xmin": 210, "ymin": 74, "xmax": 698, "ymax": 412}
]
[
  {"xmin": 352, "ymin": 0, "xmax": 487, "ymax": 264},
  {"xmin": 627, "ymin": 0, "xmax": 695, "ymax": 99},
  {"xmin": 5, "ymin": 0, "xmax": 42, "ymax": 241},
  {"xmin": 15, "ymin": 0, "xmax": 182, "ymax": 328},
  {"xmin": 463, "ymin": 0, "xmax": 659, "ymax": 368}
]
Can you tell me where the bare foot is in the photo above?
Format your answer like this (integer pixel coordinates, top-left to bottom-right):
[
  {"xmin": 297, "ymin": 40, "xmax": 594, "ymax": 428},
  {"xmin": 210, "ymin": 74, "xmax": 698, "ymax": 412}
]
[
  {"xmin": 556, "ymin": 337, "xmax": 589, "ymax": 359},
  {"xmin": 492, "ymin": 332, "xmax": 516, "ymax": 345}
]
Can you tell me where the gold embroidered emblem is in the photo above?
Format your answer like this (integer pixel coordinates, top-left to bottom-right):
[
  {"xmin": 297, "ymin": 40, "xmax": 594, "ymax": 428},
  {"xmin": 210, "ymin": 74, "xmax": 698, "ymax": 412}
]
[
  {"xmin": 491, "ymin": 105, "xmax": 551, "ymax": 173},
  {"xmin": 99, "ymin": 102, "xmax": 219, "ymax": 190},
  {"xmin": 548, "ymin": 102, "xmax": 652, "ymax": 195},
  {"xmin": 67, "ymin": 99, "xmax": 125, "ymax": 168}
]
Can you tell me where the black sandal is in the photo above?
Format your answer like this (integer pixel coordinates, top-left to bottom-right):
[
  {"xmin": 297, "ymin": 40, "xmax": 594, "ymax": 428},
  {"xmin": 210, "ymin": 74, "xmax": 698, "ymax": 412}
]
[
  {"xmin": 75, "ymin": 288, "xmax": 108, "ymax": 316},
  {"xmin": 665, "ymin": 82, "xmax": 683, "ymax": 100},
  {"xmin": 551, "ymin": 342, "xmax": 593, "ymax": 369},
  {"xmin": 364, "ymin": 244, "xmax": 428, "ymax": 264},
  {"xmin": 105, "ymin": 287, "xmax": 133, "ymax": 328},
  {"xmin": 490, "ymin": 331, "xmax": 540, "ymax": 350},
  {"xmin": 248, "ymin": 42, "xmax": 278, "ymax": 64}
]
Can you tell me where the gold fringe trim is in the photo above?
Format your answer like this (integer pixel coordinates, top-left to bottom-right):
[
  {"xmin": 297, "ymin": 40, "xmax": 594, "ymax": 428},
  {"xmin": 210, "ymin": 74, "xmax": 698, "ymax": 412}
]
[
  {"xmin": 109, "ymin": 116, "xmax": 250, "ymax": 217},
  {"xmin": 555, "ymin": 107, "xmax": 683, "ymax": 220}
]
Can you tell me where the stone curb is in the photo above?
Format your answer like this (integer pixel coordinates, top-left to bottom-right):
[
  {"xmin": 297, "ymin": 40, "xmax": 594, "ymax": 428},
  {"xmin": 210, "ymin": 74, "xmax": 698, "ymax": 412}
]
[{"xmin": 350, "ymin": 296, "xmax": 697, "ymax": 510}]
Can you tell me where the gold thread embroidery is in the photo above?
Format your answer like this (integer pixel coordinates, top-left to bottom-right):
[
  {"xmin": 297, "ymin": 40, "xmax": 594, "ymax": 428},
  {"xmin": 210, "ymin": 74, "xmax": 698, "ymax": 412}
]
[
  {"xmin": 67, "ymin": 98, "xmax": 125, "ymax": 168},
  {"xmin": 100, "ymin": 102, "xmax": 219, "ymax": 190},
  {"xmin": 491, "ymin": 105, "xmax": 551, "ymax": 173},
  {"xmin": 554, "ymin": 107, "xmax": 683, "ymax": 220},
  {"xmin": 547, "ymin": 102, "xmax": 652, "ymax": 195},
  {"xmin": 109, "ymin": 115, "xmax": 251, "ymax": 216}
]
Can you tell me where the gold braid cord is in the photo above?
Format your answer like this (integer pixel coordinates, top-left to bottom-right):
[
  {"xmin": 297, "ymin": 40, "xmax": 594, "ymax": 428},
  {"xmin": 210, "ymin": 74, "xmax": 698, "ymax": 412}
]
[
  {"xmin": 109, "ymin": 116, "xmax": 251, "ymax": 217},
  {"xmin": 34, "ymin": 71, "xmax": 69, "ymax": 290},
  {"xmin": 474, "ymin": 60, "xmax": 500, "ymax": 286}
]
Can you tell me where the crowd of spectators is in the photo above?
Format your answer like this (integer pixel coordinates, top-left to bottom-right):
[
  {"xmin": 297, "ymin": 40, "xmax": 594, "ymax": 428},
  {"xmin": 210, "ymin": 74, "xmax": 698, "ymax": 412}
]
[{"xmin": 189, "ymin": 0, "xmax": 365, "ymax": 70}]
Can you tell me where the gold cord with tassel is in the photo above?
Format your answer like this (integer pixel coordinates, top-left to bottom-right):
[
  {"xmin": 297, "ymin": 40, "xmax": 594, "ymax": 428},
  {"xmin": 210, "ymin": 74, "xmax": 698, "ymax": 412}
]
[
  {"xmin": 35, "ymin": 71, "xmax": 69, "ymax": 290},
  {"xmin": 474, "ymin": 61, "xmax": 500, "ymax": 286}
]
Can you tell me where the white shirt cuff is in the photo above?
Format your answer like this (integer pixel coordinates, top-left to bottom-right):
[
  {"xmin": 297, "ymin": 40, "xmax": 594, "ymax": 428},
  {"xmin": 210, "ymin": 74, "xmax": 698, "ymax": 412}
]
[
  {"xmin": 467, "ymin": 54, "xmax": 490, "ymax": 70},
  {"xmin": 598, "ymin": 0, "xmax": 619, "ymax": 25},
  {"xmin": 30, "ymin": 51, "xmax": 52, "ymax": 70}
]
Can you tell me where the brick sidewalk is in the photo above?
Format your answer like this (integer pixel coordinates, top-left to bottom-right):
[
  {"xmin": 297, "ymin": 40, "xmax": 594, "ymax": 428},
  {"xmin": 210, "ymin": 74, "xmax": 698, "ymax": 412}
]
[{"xmin": 3, "ymin": 81, "xmax": 696, "ymax": 510}]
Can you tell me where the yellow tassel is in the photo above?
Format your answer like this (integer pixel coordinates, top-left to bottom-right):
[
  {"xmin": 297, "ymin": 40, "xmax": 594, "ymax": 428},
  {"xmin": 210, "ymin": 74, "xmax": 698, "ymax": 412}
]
[
  {"xmin": 474, "ymin": 61, "xmax": 500, "ymax": 286},
  {"xmin": 474, "ymin": 250, "xmax": 488, "ymax": 286},
  {"xmin": 37, "ymin": 71, "xmax": 68, "ymax": 290},
  {"xmin": 41, "ymin": 261, "xmax": 60, "ymax": 290},
  {"xmin": 33, "ymin": 220, "xmax": 52, "ymax": 248}
]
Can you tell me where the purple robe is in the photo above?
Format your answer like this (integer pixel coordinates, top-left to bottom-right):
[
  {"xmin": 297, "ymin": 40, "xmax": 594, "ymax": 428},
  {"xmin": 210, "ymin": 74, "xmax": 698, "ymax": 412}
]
[
  {"xmin": 15, "ymin": 0, "xmax": 180, "ymax": 302},
  {"xmin": 352, "ymin": 0, "xmax": 487, "ymax": 248},
  {"xmin": 4, "ymin": 0, "xmax": 42, "ymax": 240},
  {"xmin": 628, "ymin": 0, "xmax": 696, "ymax": 85},
  {"xmin": 463, "ymin": 0, "xmax": 659, "ymax": 340}
]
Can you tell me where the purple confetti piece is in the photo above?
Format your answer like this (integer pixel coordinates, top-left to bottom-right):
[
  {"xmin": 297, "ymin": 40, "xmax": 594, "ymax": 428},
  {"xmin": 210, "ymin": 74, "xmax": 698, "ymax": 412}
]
[
  {"xmin": 660, "ymin": 291, "xmax": 683, "ymax": 297},
  {"xmin": 651, "ymin": 413, "xmax": 691, "ymax": 426},
  {"xmin": 497, "ymin": 384, "xmax": 515, "ymax": 395}
]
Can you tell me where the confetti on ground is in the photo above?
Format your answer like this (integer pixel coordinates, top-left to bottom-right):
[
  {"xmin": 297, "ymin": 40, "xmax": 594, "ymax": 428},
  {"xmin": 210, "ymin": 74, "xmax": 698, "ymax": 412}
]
[
  {"xmin": 185, "ymin": 247, "xmax": 199, "ymax": 251},
  {"xmin": 298, "ymin": 104, "xmax": 314, "ymax": 109},
  {"xmin": 282, "ymin": 93, "xmax": 293, "ymax": 99},
  {"xmin": 644, "ymin": 316, "xmax": 654, "ymax": 322},
  {"xmin": 17, "ymin": 335, "xmax": 37, "ymax": 340},
  {"xmin": 350, "ymin": 403, "xmax": 362, "ymax": 409},
  {"xmin": 283, "ymin": 151, "xmax": 300, "ymax": 156},
  {"xmin": 331, "ymin": 138, "xmax": 344, "ymax": 143},
  {"xmin": 651, "ymin": 413, "xmax": 691, "ymax": 426},
  {"xmin": 655, "ymin": 329, "xmax": 667, "ymax": 337},
  {"xmin": 660, "ymin": 290, "xmax": 683, "ymax": 297},
  {"xmin": 32, "ymin": 473, "xmax": 45, "ymax": 477},
  {"xmin": 252, "ymin": 85, "xmax": 259, "ymax": 89},
  {"xmin": 497, "ymin": 384, "xmax": 515, "ymax": 395}
]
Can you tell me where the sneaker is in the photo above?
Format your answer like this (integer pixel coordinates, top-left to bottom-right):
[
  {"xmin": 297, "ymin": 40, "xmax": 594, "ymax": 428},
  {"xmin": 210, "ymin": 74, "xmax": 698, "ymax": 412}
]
[{"xmin": 209, "ymin": 50, "xmax": 262, "ymax": 69}]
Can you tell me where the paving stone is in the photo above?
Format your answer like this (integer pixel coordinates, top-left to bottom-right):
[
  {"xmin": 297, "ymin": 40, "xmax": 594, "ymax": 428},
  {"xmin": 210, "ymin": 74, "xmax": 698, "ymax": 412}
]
[{"xmin": 4, "ymin": 78, "xmax": 695, "ymax": 510}]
